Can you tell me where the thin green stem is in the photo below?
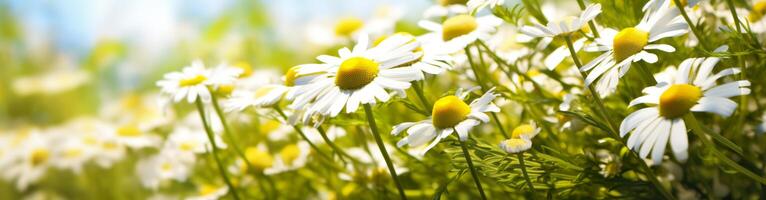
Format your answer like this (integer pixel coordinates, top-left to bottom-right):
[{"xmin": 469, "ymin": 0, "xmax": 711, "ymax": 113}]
[
  {"xmin": 725, "ymin": 0, "xmax": 742, "ymax": 33},
  {"xmin": 194, "ymin": 99, "xmax": 241, "ymax": 200},
  {"xmin": 363, "ymin": 104, "xmax": 407, "ymax": 200},
  {"xmin": 411, "ymin": 82, "xmax": 432, "ymax": 114},
  {"xmin": 272, "ymin": 106, "xmax": 333, "ymax": 162},
  {"xmin": 209, "ymin": 92, "xmax": 269, "ymax": 199},
  {"xmin": 517, "ymin": 153, "xmax": 535, "ymax": 190},
  {"xmin": 673, "ymin": 0, "xmax": 708, "ymax": 50},
  {"xmin": 576, "ymin": 0, "xmax": 600, "ymax": 38},
  {"xmin": 563, "ymin": 35, "xmax": 675, "ymax": 200},
  {"xmin": 685, "ymin": 114, "xmax": 766, "ymax": 185},
  {"xmin": 316, "ymin": 126, "xmax": 361, "ymax": 164},
  {"xmin": 459, "ymin": 139, "xmax": 488, "ymax": 200},
  {"xmin": 464, "ymin": 46, "xmax": 489, "ymax": 90}
]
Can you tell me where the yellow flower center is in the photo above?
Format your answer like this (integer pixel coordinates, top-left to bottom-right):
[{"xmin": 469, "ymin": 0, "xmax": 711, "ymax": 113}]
[
  {"xmin": 284, "ymin": 66, "xmax": 300, "ymax": 87},
  {"xmin": 254, "ymin": 85, "xmax": 277, "ymax": 98},
  {"xmin": 161, "ymin": 162, "xmax": 173, "ymax": 171},
  {"xmin": 432, "ymin": 95, "xmax": 471, "ymax": 129},
  {"xmin": 117, "ymin": 125, "xmax": 142, "ymax": 137},
  {"xmin": 438, "ymin": 0, "xmax": 467, "ymax": 6},
  {"xmin": 335, "ymin": 57, "xmax": 379, "ymax": 90},
  {"xmin": 613, "ymin": 28, "xmax": 649, "ymax": 61},
  {"xmin": 234, "ymin": 62, "xmax": 253, "ymax": 78},
  {"xmin": 280, "ymin": 144, "xmax": 301, "ymax": 165},
  {"xmin": 750, "ymin": 2, "xmax": 766, "ymax": 22},
  {"xmin": 179, "ymin": 75, "xmax": 207, "ymax": 87},
  {"xmin": 442, "ymin": 15, "xmax": 478, "ymax": 41},
  {"xmin": 245, "ymin": 147, "xmax": 273, "ymax": 170},
  {"xmin": 64, "ymin": 148, "xmax": 83, "ymax": 158},
  {"xmin": 216, "ymin": 84, "xmax": 235, "ymax": 96},
  {"xmin": 30, "ymin": 148, "xmax": 49, "ymax": 166},
  {"xmin": 511, "ymin": 124, "xmax": 535, "ymax": 139},
  {"xmin": 335, "ymin": 17, "xmax": 364, "ymax": 36},
  {"xmin": 199, "ymin": 185, "xmax": 218, "ymax": 196},
  {"xmin": 659, "ymin": 84, "xmax": 702, "ymax": 118},
  {"xmin": 179, "ymin": 141, "xmax": 198, "ymax": 151},
  {"xmin": 259, "ymin": 120, "xmax": 282, "ymax": 136}
]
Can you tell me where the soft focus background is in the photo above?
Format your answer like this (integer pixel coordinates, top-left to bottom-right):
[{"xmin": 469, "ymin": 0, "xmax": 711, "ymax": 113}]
[{"xmin": 0, "ymin": 0, "xmax": 435, "ymax": 126}]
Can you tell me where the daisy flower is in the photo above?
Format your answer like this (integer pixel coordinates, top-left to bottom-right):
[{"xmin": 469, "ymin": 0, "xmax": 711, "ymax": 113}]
[
  {"xmin": 2, "ymin": 131, "xmax": 52, "ymax": 190},
  {"xmin": 224, "ymin": 65, "xmax": 319, "ymax": 111},
  {"xmin": 499, "ymin": 121, "xmax": 541, "ymax": 154},
  {"xmin": 264, "ymin": 142, "xmax": 311, "ymax": 175},
  {"xmin": 289, "ymin": 33, "xmax": 423, "ymax": 117},
  {"xmin": 392, "ymin": 87, "xmax": 500, "ymax": 155},
  {"xmin": 49, "ymin": 132, "xmax": 96, "ymax": 174},
  {"xmin": 467, "ymin": 0, "xmax": 504, "ymax": 13},
  {"xmin": 581, "ymin": 3, "xmax": 688, "ymax": 96},
  {"xmin": 136, "ymin": 147, "xmax": 193, "ymax": 190},
  {"xmin": 424, "ymin": 0, "xmax": 469, "ymax": 19},
  {"xmin": 187, "ymin": 184, "xmax": 229, "ymax": 200},
  {"xmin": 156, "ymin": 60, "xmax": 240, "ymax": 104},
  {"xmin": 743, "ymin": 0, "xmax": 766, "ymax": 33},
  {"xmin": 519, "ymin": 3, "xmax": 601, "ymax": 70},
  {"xmin": 419, "ymin": 13, "xmax": 503, "ymax": 53},
  {"xmin": 166, "ymin": 125, "xmax": 227, "ymax": 155},
  {"xmin": 620, "ymin": 51, "xmax": 751, "ymax": 165}
]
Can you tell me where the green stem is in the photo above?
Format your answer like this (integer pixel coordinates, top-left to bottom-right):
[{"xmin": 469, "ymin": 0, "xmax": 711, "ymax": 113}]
[
  {"xmin": 273, "ymin": 106, "xmax": 333, "ymax": 162},
  {"xmin": 363, "ymin": 104, "xmax": 408, "ymax": 200},
  {"xmin": 209, "ymin": 92, "xmax": 269, "ymax": 199},
  {"xmin": 563, "ymin": 35, "xmax": 675, "ymax": 200},
  {"xmin": 724, "ymin": 0, "xmax": 742, "ymax": 33},
  {"xmin": 685, "ymin": 114, "xmax": 766, "ymax": 185},
  {"xmin": 194, "ymin": 99, "xmax": 241, "ymax": 200},
  {"xmin": 672, "ymin": 0, "xmax": 708, "ymax": 50},
  {"xmin": 517, "ymin": 153, "xmax": 535, "ymax": 190},
  {"xmin": 411, "ymin": 81, "xmax": 432, "ymax": 114},
  {"xmin": 317, "ymin": 126, "xmax": 360, "ymax": 164},
  {"xmin": 464, "ymin": 46, "xmax": 489, "ymax": 90},
  {"xmin": 576, "ymin": 0, "xmax": 600, "ymax": 38},
  {"xmin": 459, "ymin": 139, "xmax": 488, "ymax": 200}
]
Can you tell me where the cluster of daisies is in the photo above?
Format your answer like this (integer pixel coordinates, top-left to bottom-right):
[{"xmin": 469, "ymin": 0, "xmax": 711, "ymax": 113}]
[{"xmin": 4, "ymin": 0, "xmax": 766, "ymax": 199}]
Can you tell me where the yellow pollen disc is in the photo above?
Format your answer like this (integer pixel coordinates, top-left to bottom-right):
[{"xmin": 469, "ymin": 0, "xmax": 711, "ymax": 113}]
[
  {"xmin": 179, "ymin": 75, "xmax": 207, "ymax": 87},
  {"xmin": 432, "ymin": 95, "xmax": 471, "ymax": 129},
  {"xmin": 335, "ymin": 17, "xmax": 364, "ymax": 36},
  {"xmin": 284, "ymin": 66, "xmax": 300, "ymax": 87},
  {"xmin": 245, "ymin": 147, "xmax": 273, "ymax": 170},
  {"xmin": 117, "ymin": 125, "xmax": 142, "ymax": 137},
  {"xmin": 259, "ymin": 120, "xmax": 282, "ymax": 136},
  {"xmin": 442, "ymin": 15, "xmax": 478, "ymax": 41},
  {"xmin": 234, "ymin": 62, "xmax": 253, "ymax": 78},
  {"xmin": 179, "ymin": 141, "xmax": 197, "ymax": 151},
  {"xmin": 659, "ymin": 84, "xmax": 702, "ymax": 118},
  {"xmin": 438, "ymin": 0, "xmax": 468, "ymax": 6},
  {"xmin": 613, "ymin": 28, "xmax": 649, "ymax": 61},
  {"xmin": 280, "ymin": 144, "xmax": 301, "ymax": 165},
  {"xmin": 30, "ymin": 149, "xmax": 49, "ymax": 166},
  {"xmin": 750, "ymin": 2, "xmax": 766, "ymax": 22},
  {"xmin": 65, "ymin": 149, "xmax": 83, "ymax": 158},
  {"xmin": 161, "ymin": 162, "xmax": 173, "ymax": 171},
  {"xmin": 254, "ymin": 86, "xmax": 277, "ymax": 98},
  {"xmin": 216, "ymin": 84, "xmax": 235, "ymax": 96},
  {"xmin": 502, "ymin": 138, "xmax": 528, "ymax": 148},
  {"xmin": 103, "ymin": 141, "xmax": 118, "ymax": 149},
  {"xmin": 335, "ymin": 57, "xmax": 379, "ymax": 90},
  {"xmin": 511, "ymin": 124, "xmax": 535, "ymax": 139},
  {"xmin": 199, "ymin": 185, "xmax": 218, "ymax": 196}
]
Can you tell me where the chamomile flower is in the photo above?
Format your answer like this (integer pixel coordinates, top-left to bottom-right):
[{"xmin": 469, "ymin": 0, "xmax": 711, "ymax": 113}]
[
  {"xmin": 743, "ymin": 0, "xmax": 766, "ymax": 33},
  {"xmin": 620, "ymin": 53, "xmax": 751, "ymax": 165},
  {"xmin": 136, "ymin": 147, "xmax": 193, "ymax": 190},
  {"xmin": 341, "ymin": 143, "xmax": 411, "ymax": 182},
  {"xmin": 2, "ymin": 131, "xmax": 52, "ymax": 190},
  {"xmin": 187, "ymin": 185, "xmax": 229, "ymax": 200},
  {"xmin": 582, "ymin": 4, "xmax": 688, "ymax": 97},
  {"xmin": 109, "ymin": 123, "xmax": 162, "ymax": 149},
  {"xmin": 519, "ymin": 4, "xmax": 601, "ymax": 70},
  {"xmin": 225, "ymin": 66, "xmax": 318, "ymax": 111},
  {"xmin": 50, "ymin": 132, "xmax": 96, "ymax": 174},
  {"xmin": 166, "ymin": 125, "xmax": 227, "ymax": 155},
  {"xmin": 424, "ymin": 0, "xmax": 468, "ymax": 19},
  {"xmin": 419, "ymin": 14, "xmax": 503, "ymax": 53},
  {"xmin": 392, "ymin": 87, "xmax": 500, "ymax": 155},
  {"xmin": 156, "ymin": 60, "xmax": 213, "ymax": 103},
  {"xmin": 519, "ymin": 3, "xmax": 601, "ymax": 38},
  {"xmin": 289, "ymin": 33, "xmax": 423, "ymax": 117},
  {"xmin": 499, "ymin": 121, "xmax": 541, "ymax": 153},
  {"xmin": 264, "ymin": 142, "xmax": 311, "ymax": 175},
  {"xmin": 467, "ymin": 0, "xmax": 504, "ymax": 13}
]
